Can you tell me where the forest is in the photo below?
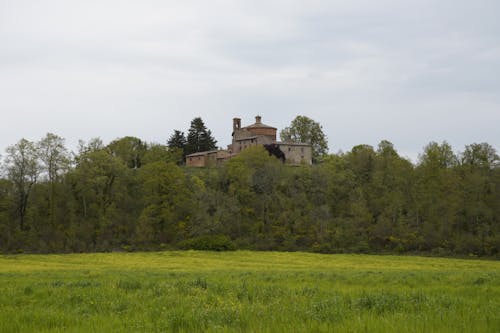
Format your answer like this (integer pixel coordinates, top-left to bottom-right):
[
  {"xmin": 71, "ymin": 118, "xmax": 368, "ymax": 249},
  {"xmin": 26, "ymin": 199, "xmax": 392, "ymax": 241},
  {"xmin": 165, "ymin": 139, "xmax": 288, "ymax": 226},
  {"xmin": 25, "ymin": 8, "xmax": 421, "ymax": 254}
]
[{"xmin": 0, "ymin": 120, "xmax": 499, "ymax": 256}]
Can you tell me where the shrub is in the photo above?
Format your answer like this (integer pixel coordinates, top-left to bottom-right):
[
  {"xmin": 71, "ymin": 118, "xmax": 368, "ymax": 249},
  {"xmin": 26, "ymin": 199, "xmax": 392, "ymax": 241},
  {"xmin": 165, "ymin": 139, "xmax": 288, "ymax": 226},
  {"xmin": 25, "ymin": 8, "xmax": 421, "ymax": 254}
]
[{"xmin": 178, "ymin": 235, "xmax": 236, "ymax": 251}]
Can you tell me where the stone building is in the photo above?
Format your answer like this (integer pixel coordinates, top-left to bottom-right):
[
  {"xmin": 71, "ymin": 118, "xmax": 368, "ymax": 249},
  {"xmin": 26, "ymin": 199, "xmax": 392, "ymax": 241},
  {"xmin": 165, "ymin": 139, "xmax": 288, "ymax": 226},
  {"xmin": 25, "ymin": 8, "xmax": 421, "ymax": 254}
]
[
  {"xmin": 186, "ymin": 116, "xmax": 312, "ymax": 167},
  {"xmin": 185, "ymin": 149, "xmax": 230, "ymax": 167},
  {"xmin": 276, "ymin": 142, "xmax": 312, "ymax": 165},
  {"xmin": 228, "ymin": 116, "xmax": 276, "ymax": 154}
]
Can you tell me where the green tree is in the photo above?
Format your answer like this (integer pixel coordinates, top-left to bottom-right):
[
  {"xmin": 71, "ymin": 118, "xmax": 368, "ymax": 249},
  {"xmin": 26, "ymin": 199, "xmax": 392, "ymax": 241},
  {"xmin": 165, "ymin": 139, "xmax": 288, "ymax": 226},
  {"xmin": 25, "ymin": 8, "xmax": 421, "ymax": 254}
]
[
  {"xmin": 461, "ymin": 143, "xmax": 499, "ymax": 169},
  {"xmin": 345, "ymin": 144, "xmax": 376, "ymax": 183},
  {"xmin": 418, "ymin": 141, "xmax": 458, "ymax": 169},
  {"xmin": 70, "ymin": 145, "xmax": 128, "ymax": 249},
  {"xmin": 185, "ymin": 117, "xmax": 217, "ymax": 156},
  {"xmin": 280, "ymin": 115, "xmax": 328, "ymax": 162},
  {"xmin": 167, "ymin": 130, "xmax": 187, "ymax": 164},
  {"xmin": 143, "ymin": 143, "xmax": 182, "ymax": 166},
  {"xmin": 107, "ymin": 136, "xmax": 147, "ymax": 169},
  {"xmin": 222, "ymin": 153, "xmax": 254, "ymax": 239},
  {"xmin": 38, "ymin": 133, "xmax": 70, "ymax": 227},
  {"xmin": 457, "ymin": 143, "xmax": 499, "ymax": 254},
  {"xmin": 77, "ymin": 138, "xmax": 105, "ymax": 156},
  {"xmin": 168, "ymin": 130, "xmax": 186, "ymax": 149},
  {"xmin": 369, "ymin": 141, "xmax": 414, "ymax": 250},
  {"xmin": 0, "ymin": 178, "xmax": 14, "ymax": 250},
  {"xmin": 317, "ymin": 154, "xmax": 355, "ymax": 251},
  {"xmin": 137, "ymin": 162, "xmax": 190, "ymax": 245},
  {"xmin": 414, "ymin": 141, "xmax": 460, "ymax": 250},
  {"xmin": 3, "ymin": 139, "xmax": 40, "ymax": 230}
]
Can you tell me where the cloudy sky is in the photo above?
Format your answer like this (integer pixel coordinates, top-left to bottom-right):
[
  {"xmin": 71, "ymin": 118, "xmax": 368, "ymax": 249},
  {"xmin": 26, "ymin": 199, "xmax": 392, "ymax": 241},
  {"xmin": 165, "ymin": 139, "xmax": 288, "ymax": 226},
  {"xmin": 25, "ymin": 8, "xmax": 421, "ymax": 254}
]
[{"xmin": 1, "ymin": 0, "xmax": 499, "ymax": 161}]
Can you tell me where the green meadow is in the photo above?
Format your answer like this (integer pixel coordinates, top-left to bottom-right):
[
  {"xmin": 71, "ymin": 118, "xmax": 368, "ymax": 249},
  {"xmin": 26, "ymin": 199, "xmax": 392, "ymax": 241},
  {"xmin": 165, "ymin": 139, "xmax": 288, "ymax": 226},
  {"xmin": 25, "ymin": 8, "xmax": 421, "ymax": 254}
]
[{"xmin": 0, "ymin": 251, "xmax": 498, "ymax": 332}]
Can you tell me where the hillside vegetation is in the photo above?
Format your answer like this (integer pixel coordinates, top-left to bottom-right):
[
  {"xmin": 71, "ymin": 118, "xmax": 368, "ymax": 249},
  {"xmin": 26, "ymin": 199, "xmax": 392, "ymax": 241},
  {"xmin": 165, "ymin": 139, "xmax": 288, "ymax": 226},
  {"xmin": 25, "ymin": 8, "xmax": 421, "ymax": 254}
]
[{"xmin": 1, "ymin": 134, "xmax": 499, "ymax": 256}]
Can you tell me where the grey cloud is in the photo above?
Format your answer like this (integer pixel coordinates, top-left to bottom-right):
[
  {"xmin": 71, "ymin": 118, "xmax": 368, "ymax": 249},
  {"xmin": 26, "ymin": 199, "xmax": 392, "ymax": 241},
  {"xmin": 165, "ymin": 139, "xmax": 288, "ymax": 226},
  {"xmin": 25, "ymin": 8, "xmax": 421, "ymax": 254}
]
[{"xmin": 0, "ymin": 0, "xmax": 499, "ymax": 161}]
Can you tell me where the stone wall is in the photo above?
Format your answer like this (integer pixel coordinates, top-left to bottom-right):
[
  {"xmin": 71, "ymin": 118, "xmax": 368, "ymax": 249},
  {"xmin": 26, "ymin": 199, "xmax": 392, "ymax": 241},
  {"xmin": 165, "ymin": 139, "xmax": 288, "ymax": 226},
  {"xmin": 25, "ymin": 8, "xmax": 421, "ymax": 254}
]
[
  {"xmin": 278, "ymin": 143, "xmax": 313, "ymax": 165},
  {"xmin": 186, "ymin": 153, "xmax": 207, "ymax": 167}
]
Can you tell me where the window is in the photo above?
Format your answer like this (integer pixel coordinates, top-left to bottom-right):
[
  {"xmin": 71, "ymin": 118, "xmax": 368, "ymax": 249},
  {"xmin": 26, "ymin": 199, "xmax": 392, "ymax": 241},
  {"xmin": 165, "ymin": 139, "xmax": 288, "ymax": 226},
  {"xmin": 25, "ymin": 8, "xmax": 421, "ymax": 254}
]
[
  {"xmin": 301, "ymin": 147, "xmax": 304, "ymax": 153},
  {"xmin": 288, "ymin": 147, "xmax": 291, "ymax": 152}
]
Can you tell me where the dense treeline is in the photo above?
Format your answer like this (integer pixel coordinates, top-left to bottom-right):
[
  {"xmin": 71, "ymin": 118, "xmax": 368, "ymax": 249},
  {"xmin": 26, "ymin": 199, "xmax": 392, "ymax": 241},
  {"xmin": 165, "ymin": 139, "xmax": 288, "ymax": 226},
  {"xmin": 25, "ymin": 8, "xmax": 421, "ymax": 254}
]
[{"xmin": 0, "ymin": 134, "xmax": 499, "ymax": 256}]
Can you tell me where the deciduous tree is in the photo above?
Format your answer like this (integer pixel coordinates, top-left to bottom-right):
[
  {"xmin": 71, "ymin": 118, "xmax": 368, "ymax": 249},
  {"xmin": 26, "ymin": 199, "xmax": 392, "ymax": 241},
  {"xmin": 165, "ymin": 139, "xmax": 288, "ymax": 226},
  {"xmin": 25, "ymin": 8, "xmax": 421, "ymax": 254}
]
[
  {"xmin": 3, "ymin": 139, "xmax": 40, "ymax": 230},
  {"xmin": 38, "ymin": 133, "xmax": 70, "ymax": 226},
  {"xmin": 107, "ymin": 136, "xmax": 147, "ymax": 169},
  {"xmin": 280, "ymin": 115, "xmax": 328, "ymax": 163}
]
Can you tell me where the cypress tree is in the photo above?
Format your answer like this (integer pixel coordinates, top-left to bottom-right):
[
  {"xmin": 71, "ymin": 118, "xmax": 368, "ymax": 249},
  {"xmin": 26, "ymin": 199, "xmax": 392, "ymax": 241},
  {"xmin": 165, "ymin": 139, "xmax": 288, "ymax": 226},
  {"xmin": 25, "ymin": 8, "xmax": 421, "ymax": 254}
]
[{"xmin": 185, "ymin": 117, "xmax": 217, "ymax": 155}]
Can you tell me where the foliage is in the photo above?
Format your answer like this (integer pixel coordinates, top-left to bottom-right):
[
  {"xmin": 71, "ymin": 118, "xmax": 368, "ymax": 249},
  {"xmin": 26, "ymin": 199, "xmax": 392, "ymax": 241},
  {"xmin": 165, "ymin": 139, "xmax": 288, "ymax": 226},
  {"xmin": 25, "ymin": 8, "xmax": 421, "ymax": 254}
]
[
  {"xmin": 185, "ymin": 117, "xmax": 217, "ymax": 156},
  {"xmin": 280, "ymin": 115, "xmax": 328, "ymax": 162},
  {"xmin": 38, "ymin": 133, "xmax": 70, "ymax": 227},
  {"xmin": 178, "ymin": 235, "xmax": 236, "ymax": 251},
  {"xmin": 142, "ymin": 143, "xmax": 182, "ymax": 166},
  {"xmin": 107, "ymin": 136, "xmax": 147, "ymax": 169},
  {"xmin": 3, "ymin": 138, "xmax": 40, "ymax": 230},
  {"xmin": 167, "ymin": 130, "xmax": 187, "ymax": 163},
  {"xmin": 137, "ymin": 162, "xmax": 189, "ymax": 245},
  {"xmin": 0, "ymin": 133, "xmax": 499, "ymax": 257}
]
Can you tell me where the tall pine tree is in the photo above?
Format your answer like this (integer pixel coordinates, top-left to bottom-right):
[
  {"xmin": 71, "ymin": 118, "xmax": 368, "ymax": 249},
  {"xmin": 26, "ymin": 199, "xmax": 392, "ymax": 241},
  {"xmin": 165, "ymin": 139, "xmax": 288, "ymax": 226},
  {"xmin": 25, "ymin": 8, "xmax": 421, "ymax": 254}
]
[
  {"xmin": 167, "ymin": 130, "xmax": 187, "ymax": 151},
  {"xmin": 167, "ymin": 130, "xmax": 187, "ymax": 164},
  {"xmin": 185, "ymin": 118, "xmax": 217, "ymax": 155}
]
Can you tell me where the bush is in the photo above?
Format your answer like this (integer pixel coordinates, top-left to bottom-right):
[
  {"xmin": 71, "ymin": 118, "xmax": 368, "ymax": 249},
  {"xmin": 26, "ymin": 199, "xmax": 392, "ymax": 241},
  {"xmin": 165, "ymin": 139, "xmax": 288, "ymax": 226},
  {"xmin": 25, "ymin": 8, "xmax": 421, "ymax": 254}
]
[
  {"xmin": 311, "ymin": 242, "xmax": 333, "ymax": 254},
  {"xmin": 178, "ymin": 235, "xmax": 236, "ymax": 251}
]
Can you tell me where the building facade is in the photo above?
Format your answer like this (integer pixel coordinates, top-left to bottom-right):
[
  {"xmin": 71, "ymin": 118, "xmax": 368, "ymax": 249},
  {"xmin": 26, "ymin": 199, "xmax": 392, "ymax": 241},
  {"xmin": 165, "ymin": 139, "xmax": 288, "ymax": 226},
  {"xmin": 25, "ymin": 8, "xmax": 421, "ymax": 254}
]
[
  {"xmin": 186, "ymin": 116, "xmax": 312, "ymax": 167},
  {"xmin": 186, "ymin": 150, "xmax": 230, "ymax": 167}
]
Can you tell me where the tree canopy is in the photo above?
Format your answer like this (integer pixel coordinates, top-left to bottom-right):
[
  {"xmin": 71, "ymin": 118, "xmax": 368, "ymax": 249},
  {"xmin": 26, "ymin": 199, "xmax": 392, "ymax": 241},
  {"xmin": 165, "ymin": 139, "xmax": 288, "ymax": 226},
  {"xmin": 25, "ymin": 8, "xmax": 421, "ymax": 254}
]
[
  {"xmin": 185, "ymin": 117, "xmax": 217, "ymax": 156},
  {"xmin": 167, "ymin": 130, "xmax": 186, "ymax": 149},
  {"xmin": 280, "ymin": 115, "xmax": 328, "ymax": 163},
  {"xmin": 0, "ymin": 133, "xmax": 498, "ymax": 257}
]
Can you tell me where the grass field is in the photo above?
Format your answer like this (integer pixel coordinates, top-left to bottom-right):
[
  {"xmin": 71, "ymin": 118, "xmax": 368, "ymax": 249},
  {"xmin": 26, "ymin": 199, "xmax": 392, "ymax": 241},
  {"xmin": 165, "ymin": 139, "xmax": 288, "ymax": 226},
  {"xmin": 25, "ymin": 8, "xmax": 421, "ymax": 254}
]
[{"xmin": 0, "ymin": 251, "xmax": 498, "ymax": 332}]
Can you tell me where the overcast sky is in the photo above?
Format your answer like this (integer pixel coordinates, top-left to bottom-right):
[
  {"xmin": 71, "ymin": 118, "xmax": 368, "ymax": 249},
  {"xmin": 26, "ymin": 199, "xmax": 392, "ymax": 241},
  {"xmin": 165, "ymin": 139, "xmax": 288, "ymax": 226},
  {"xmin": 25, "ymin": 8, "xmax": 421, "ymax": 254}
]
[{"xmin": 1, "ymin": 0, "xmax": 499, "ymax": 161}]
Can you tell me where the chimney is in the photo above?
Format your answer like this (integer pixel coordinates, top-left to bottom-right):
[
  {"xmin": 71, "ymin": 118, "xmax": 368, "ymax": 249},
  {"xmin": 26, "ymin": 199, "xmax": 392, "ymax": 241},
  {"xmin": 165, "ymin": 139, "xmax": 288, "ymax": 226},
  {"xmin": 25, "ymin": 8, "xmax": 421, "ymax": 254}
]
[
  {"xmin": 255, "ymin": 115, "xmax": 262, "ymax": 124},
  {"xmin": 233, "ymin": 118, "xmax": 241, "ymax": 131}
]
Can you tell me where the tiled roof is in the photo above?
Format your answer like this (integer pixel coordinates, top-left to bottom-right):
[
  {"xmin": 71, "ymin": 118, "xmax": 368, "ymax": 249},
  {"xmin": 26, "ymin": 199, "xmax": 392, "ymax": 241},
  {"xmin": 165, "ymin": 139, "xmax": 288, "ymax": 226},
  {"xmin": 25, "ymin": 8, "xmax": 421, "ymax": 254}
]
[
  {"xmin": 185, "ymin": 149, "xmax": 219, "ymax": 157},
  {"xmin": 276, "ymin": 141, "xmax": 311, "ymax": 146},
  {"xmin": 243, "ymin": 123, "xmax": 277, "ymax": 130},
  {"xmin": 235, "ymin": 136, "xmax": 259, "ymax": 141}
]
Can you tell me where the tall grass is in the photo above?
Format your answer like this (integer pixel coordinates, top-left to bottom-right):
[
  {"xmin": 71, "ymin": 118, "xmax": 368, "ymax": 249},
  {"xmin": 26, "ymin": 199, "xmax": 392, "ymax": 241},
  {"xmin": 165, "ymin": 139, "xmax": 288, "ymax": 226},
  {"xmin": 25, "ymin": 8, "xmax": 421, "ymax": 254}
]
[{"xmin": 0, "ymin": 251, "xmax": 498, "ymax": 332}]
